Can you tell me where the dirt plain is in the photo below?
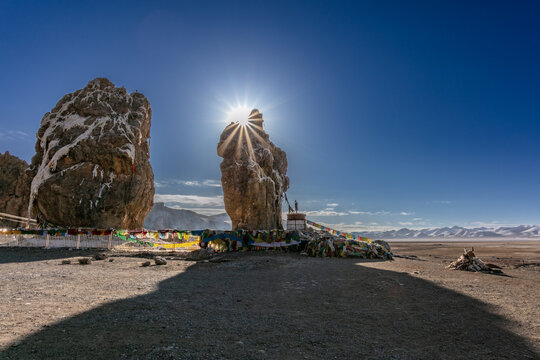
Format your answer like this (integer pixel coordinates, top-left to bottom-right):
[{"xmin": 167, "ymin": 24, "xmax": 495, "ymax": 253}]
[{"xmin": 0, "ymin": 241, "xmax": 539, "ymax": 359}]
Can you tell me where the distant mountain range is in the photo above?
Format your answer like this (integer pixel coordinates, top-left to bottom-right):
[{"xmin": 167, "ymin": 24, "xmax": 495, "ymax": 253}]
[
  {"xmin": 144, "ymin": 203, "xmax": 231, "ymax": 230},
  {"xmin": 354, "ymin": 225, "xmax": 540, "ymax": 239},
  {"xmin": 143, "ymin": 207, "xmax": 540, "ymax": 238}
]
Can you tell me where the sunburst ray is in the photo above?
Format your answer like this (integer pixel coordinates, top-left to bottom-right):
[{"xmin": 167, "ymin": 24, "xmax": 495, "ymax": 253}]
[{"xmin": 217, "ymin": 124, "xmax": 241, "ymax": 155}]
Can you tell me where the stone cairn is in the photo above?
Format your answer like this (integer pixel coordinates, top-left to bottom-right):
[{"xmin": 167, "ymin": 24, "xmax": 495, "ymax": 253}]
[{"xmin": 447, "ymin": 248, "xmax": 503, "ymax": 274}]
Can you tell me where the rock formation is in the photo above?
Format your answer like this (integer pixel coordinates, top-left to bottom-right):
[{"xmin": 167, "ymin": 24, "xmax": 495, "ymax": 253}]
[
  {"xmin": 0, "ymin": 152, "xmax": 31, "ymax": 227},
  {"xmin": 27, "ymin": 78, "xmax": 154, "ymax": 228},
  {"xmin": 217, "ymin": 109, "xmax": 289, "ymax": 230}
]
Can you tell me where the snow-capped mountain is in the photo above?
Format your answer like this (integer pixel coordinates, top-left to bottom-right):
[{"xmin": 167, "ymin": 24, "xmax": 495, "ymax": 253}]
[
  {"xmin": 144, "ymin": 203, "xmax": 231, "ymax": 230},
  {"xmin": 354, "ymin": 225, "xmax": 540, "ymax": 239}
]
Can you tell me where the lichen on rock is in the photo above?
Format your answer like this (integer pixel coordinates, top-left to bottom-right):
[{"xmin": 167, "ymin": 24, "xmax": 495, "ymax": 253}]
[
  {"xmin": 217, "ymin": 109, "xmax": 289, "ymax": 230},
  {"xmin": 27, "ymin": 78, "xmax": 154, "ymax": 228}
]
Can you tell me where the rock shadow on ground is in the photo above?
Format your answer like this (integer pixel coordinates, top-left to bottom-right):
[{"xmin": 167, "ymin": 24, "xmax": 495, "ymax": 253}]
[{"xmin": 1, "ymin": 253, "xmax": 538, "ymax": 359}]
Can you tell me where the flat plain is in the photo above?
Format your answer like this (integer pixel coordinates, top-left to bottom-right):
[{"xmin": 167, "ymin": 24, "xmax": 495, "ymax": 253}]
[{"xmin": 0, "ymin": 241, "xmax": 539, "ymax": 359}]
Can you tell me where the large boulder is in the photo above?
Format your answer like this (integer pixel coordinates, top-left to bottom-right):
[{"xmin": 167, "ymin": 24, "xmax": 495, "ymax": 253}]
[
  {"xmin": 217, "ymin": 109, "xmax": 289, "ymax": 230},
  {"xmin": 27, "ymin": 78, "xmax": 154, "ymax": 228},
  {"xmin": 0, "ymin": 151, "xmax": 31, "ymax": 227}
]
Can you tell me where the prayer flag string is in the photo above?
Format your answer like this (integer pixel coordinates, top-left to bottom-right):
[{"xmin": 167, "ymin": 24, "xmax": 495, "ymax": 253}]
[{"xmin": 305, "ymin": 220, "xmax": 371, "ymax": 243}]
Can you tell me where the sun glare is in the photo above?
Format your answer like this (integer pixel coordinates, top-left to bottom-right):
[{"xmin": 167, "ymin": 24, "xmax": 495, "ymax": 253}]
[{"xmin": 227, "ymin": 106, "xmax": 251, "ymax": 126}]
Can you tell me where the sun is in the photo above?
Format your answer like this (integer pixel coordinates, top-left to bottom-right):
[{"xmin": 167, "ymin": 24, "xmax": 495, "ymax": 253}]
[{"xmin": 227, "ymin": 106, "xmax": 251, "ymax": 126}]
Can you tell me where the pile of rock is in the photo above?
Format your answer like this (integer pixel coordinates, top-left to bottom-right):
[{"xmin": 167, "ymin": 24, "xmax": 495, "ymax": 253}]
[
  {"xmin": 447, "ymin": 248, "xmax": 502, "ymax": 274},
  {"xmin": 302, "ymin": 232, "xmax": 392, "ymax": 259}
]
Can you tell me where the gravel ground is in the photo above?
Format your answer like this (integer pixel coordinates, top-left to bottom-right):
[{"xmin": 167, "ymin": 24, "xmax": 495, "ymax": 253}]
[{"xmin": 0, "ymin": 241, "xmax": 539, "ymax": 359}]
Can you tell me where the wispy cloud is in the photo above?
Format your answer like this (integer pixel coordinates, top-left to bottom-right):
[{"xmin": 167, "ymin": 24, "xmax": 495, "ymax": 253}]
[
  {"xmin": 432, "ymin": 200, "xmax": 453, "ymax": 204},
  {"xmin": 166, "ymin": 205, "xmax": 227, "ymax": 216},
  {"xmin": 180, "ymin": 181, "xmax": 202, "ymax": 186},
  {"xmin": 319, "ymin": 221, "xmax": 364, "ymax": 231},
  {"xmin": 154, "ymin": 179, "xmax": 222, "ymax": 188},
  {"xmin": 310, "ymin": 221, "xmax": 397, "ymax": 232},
  {"xmin": 154, "ymin": 194, "xmax": 224, "ymax": 207},
  {"xmin": 467, "ymin": 221, "xmax": 519, "ymax": 228},
  {"xmin": 400, "ymin": 211, "xmax": 414, "ymax": 216},
  {"xmin": 177, "ymin": 180, "xmax": 222, "ymax": 187},
  {"xmin": 202, "ymin": 179, "xmax": 222, "ymax": 187},
  {"xmin": 326, "ymin": 203, "xmax": 339, "ymax": 208},
  {"xmin": 0, "ymin": 130, "xmax": 29, "ymax": 141},
  {"xmin": 308, "ymin": 209, "xmax": 420, "ymax": 218},
  {"xmin": 348, "ymin": 210, "xmax": 390, "ymax": 216},
  {"xmin": 305, "ymin": 210, "xmax": 349, "ymax": 216},
  {"xmin": 399, "ymin": 222, "xmax": 413, "ymax": 226},
  {"xmin": 306, "ymin": 208, "xmax": 394, "ymax": 217}
]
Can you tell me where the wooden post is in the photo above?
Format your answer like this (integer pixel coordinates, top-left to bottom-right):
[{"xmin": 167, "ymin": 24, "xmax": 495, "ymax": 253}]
[
  {"xmin": 76, "ymin": 233, "xmax": 81, "ymax": 250},
  {"xmin": 45, "ymin": 233, "xmax": 50, "ymax": 249},
  {"xmin": 107, "ymin": 233, "xmax": 112, "ymax": 250}
]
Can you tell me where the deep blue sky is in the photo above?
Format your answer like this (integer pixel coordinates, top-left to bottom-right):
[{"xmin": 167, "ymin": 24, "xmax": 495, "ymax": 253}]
[{"xmin": 1, "ymin": 0, "xmax": 539, "ymax": 231}]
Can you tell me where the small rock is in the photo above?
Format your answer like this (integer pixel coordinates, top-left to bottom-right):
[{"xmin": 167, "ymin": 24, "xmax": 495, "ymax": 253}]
[
  {"xmin": 141, "ymin": 261, "xmax": 151, "ymax": 267},
  {"xmin": 61, "ymin": 260, "xmax": 71, "ymax": 265},
  {"xmin": 93, "ymin": 253, "xmax": 107, "ymax": 260},
  {"xmin": 186, "ymin": 248, "xmax": 214, "ymax": 261},
  {"xmin": 108, "ymin": 258, "xmax": 114, "ymax": 262},
  {"xmin": 78, "ymin": 258, "xmax": 92, "ymax": 265},
  {"xmin": 154, "ymin": 256, "xmax": 167, "ymax": 265}
]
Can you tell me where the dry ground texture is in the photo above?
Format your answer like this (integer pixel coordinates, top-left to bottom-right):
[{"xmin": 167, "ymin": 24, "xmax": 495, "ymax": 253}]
[{"xmin": 0, "ymin": 241, "xmax": 539, "ymax": 359}]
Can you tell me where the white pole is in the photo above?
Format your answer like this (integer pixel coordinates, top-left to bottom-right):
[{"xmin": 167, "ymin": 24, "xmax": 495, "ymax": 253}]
[
  {"xmin": 76, "ymin": 233, "xmax": 81, "ymax": 250},
  {"xmin": 45, "ymin": 233, "xmax": 50, "ymax": 249},
  {"xmin": 107, "ymin": 233, "xmax": 112, "ymax": 249}
]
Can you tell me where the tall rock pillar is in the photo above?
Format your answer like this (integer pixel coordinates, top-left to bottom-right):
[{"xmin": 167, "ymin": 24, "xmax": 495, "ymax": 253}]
[{"xmin": 217, "ymin": 109, "xmax": 289, "ymax": 230}]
